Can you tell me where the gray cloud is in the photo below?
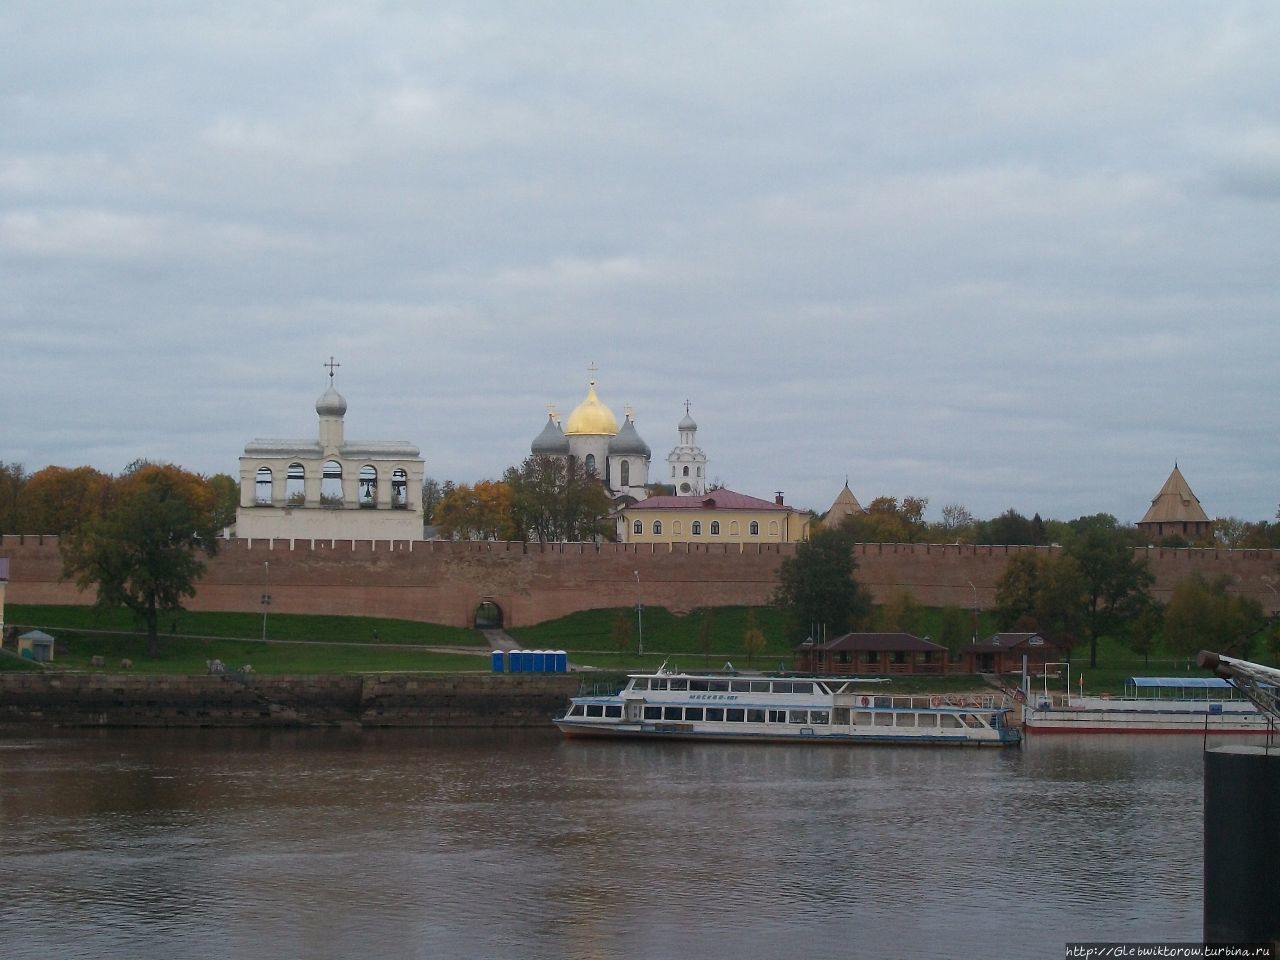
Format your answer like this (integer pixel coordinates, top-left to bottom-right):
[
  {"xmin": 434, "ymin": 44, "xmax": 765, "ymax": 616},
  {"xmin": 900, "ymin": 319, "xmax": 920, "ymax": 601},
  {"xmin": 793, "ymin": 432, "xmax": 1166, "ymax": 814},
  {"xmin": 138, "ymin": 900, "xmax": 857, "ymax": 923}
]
[{"xmin": 2, "ymin": 2, "xmax": 1277, "ymax": 523}]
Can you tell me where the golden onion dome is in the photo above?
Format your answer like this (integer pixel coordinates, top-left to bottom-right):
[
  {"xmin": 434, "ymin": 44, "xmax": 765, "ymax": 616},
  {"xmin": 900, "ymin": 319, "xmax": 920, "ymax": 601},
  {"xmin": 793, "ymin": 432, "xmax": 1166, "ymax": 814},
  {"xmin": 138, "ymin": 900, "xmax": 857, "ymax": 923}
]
[{"xmin": 564, "ymin": 381, "xmax": 619, "ymax": 436}]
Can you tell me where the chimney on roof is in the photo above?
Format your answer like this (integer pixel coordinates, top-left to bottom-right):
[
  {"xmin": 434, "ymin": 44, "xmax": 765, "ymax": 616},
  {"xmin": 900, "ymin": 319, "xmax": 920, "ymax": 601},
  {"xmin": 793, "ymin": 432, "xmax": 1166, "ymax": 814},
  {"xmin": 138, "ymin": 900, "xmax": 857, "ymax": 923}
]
[{"xmin": 775, "ymin": 491, "xmax": 784, "ymax": 505}]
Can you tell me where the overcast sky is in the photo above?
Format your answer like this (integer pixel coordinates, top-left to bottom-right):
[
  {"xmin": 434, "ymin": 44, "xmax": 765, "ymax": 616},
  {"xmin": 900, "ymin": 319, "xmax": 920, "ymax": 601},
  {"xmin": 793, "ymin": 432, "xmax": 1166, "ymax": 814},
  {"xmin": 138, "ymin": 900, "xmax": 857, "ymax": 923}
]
[{"xmin": 3, "ymin": 2, "xmax": 1278, "ymax": 523}]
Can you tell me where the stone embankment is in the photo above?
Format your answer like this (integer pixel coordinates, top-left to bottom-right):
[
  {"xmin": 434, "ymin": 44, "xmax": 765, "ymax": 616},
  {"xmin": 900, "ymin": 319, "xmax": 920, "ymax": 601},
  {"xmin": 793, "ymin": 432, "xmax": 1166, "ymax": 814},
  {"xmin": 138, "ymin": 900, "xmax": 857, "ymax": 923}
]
[{"xmin": 0, "ymin": 672, "xmax": 580, "ymax": 728}]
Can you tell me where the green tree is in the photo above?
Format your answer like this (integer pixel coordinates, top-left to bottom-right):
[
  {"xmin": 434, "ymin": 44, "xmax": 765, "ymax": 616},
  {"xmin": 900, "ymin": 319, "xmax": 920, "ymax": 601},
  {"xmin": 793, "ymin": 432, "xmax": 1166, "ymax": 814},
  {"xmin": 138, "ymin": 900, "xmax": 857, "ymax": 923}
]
[
  {"xmin": 697, "ymin": 609, "xmax": 716, "ymax": 664},
  {"xmin": 938, "ymin": 605, "xmax": 970, "ymax": 653},
  {"xmin": 60, "ymin": 463, "xmax": 220, "ymax": 657},
  {"xmin": 421, "ymin": 477, "xmax": 445, "ymax": 524},
  {"xmin": 1164, "ymin": 573, "xmax": 1267, "ymax": 659},
  {"xmin": 505, "ymin": 456, "xmax": 613, "ymax": 543},
  {"xmin": 0, "ymin": 461, "xmax": 26, "ymax": 533},
  {"xmin": 1064, "ymin": 517, "xmax": 1154, "ymax": 667},
  {"xmin": 208, "ymin": 473, "xmax": 239, "ymax": 530},
  {"xmin": 844, "ymin": 495, "xmax": 929, "ymax": 543},
  {"xmin": 994, "ymin": 551, "xmax": 1086, "ymax": 656},
  {"xmin": 1129, "ymin": 601, "xmax": 1162, "ymax": 667},
  {"xmin": 610, "ymin": 609, "xmax": 634, "ymax": 654},
  {"xmin": 742, "ymin": 609, "xmax": 767, "ymax": 664},
  {"xmin": 879, "ymin": 588, "xmax": 924, "ymax": 635},
  {"xmin": 773, "ymin": 526, "xmax": 873, "ymax": 641}
]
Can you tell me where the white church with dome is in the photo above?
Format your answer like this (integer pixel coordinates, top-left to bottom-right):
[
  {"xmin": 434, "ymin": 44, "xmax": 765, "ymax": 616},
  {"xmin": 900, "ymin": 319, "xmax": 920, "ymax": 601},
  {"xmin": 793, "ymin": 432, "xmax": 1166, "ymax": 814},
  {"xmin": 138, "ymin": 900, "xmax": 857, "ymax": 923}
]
[
  {"xmin": 529, "ymin": 374, "xmax": 709, "ymax": 503},
  {"xmin": 236, "ymin": 363, "xmax": 425, "ymax": 541}
]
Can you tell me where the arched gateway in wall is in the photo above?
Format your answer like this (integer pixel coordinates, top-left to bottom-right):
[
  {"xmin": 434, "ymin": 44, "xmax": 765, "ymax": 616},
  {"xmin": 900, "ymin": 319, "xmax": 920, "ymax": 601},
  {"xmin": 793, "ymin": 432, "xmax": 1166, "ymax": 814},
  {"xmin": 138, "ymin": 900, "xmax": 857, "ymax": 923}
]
[{"xmin": 474, "ymin": 600, "xmax": 504, "ymax": 629}]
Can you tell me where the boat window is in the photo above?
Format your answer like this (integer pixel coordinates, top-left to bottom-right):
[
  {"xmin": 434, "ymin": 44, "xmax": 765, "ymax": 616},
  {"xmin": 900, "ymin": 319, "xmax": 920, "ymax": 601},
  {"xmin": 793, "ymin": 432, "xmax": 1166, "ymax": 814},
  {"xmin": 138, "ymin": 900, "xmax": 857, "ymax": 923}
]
[
  {"xmin": 773, "ymin": 682, "xmax": 794, "ymax": 694},
  {"xmin": 726, "ymin": 708, "xmax": 745, "ymax": 722},
  {"xmin": 663, "ymin": 707, "xmax": 682, "ymax": 720},
  {"xmin": 630, "ymin": 679, "xmax": 648, "ymax": 691},
  {"xmin": 644, "ymin": 706, "xmax": 661, "ymax": 720},
  {"xmin": 833, "ymin": 708, "xmax": 849, "ymax": 725},
  {"xmin": 706, "ymin": 708, "xmax": 725, "ymax": 722},
  {"xmin": 791, "ymin": 682, "xmax": 813, "ymax": 695},
  {"xmin": 816, "ymin": 682, "xmax": 832, "ymax": 695},
  {"xmin": 854, "ymin": 711, "xmax": 873, "ymax": 725},
  {"xmin": 685, "ymin": 707, "xmax": 704, "ymax": 722},
  {"xmin": 768, "ymin": 710, "xmax": 786, "ymax": 724},
  {"xmin": 940, "ymin": 714, "xmax": 961, "ymax": 728},
  {"xmin": 810, "ymin": 710, "xmax": 830, "ymax": 725},
  {"xmin": 605, "ymin": 705, "xmax": 622, "ymax": 718},
  {"xmin": 731, "ymin": 681, "xmax": 752, "ymax": 693},
  {"xmin": 788, "ymin": 710, "xmax": 808, "ymax": 724},
  {"xmin": 917, "ymin": 714, "xmax": 938, "ymax": 728},
  {"xmin": 669, "ymin": 679, "xmax": 689, "ymax": 691},
  {"xmin": 708, "ymin": 680, "xmax": 730, "ymax": 692},
  {"xmin": 569, "ymin": 704, "xmax": 585, "ymax": 716},
  {"xmin": 690, "ymin": 680, "xmax": 709, "ymax": 691},
  {"xmin": 874, "ymin": 713, "xmax": 894, "ymax": 726},
  {"xmin": 586, "ymin": 704, "xmax": 604, "ymax": 717},
  {"xmin": 651, "ymin": 679, "xmax": 667, "ymax": 691},
  {"xmin": 750, "ymin": 681, "xmax": 771, "ymax": 693},
  {"xmin": 896, "ymin": 713, "xmax": 916, "ymax": 727},
  {"xmin": 747, "ymin": 709, "xmax": 766, "ymax": 723},
  {"xmin": 873, "ymin": 696, "xmax": 892, "ymax": 708},
  {"xmin": 960, "ymin": 714, "xmax": 983, "ymax": 728}
]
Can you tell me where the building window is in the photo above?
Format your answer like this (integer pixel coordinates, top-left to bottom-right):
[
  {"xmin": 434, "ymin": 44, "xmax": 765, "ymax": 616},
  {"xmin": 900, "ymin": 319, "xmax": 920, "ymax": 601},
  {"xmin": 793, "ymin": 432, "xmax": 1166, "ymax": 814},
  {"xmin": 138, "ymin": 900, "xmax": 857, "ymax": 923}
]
[
  {"xmin": 255, "ymin": 466, "xmax": 273, "ymax": 505},
  {"xmin": 749, "ymin": 521, "xmax": 759, "ymax": 536},
  {"xmin": 359, "ymin": 465, "xmax": 378, "ymax": 508},
  {"xmin": 584, "ymin": 453, "xmax": 596, "ymax": 474},
  {"xmin": 620, "ymin": 460, "xmax": 630, "ymax": 486},
  {"xmin": 683, "ymin": 466, "xmax": 690, "ymax": 476},
  {"xmin": 867, "ymin": 651, "xmax": 879, "ymax": 664},
  {"xmin": 633, "ymin": 520, "xmax": 643, "ymax": 535},
  {"xmin": 321, "ymin": 460, "xmax": 343, "ymax": 506},
  {"xmin": 391, "ymin": 468, "xmax": 408, "ymax": 508},
  {"xmin": 710, "ymin": 521, "xmax": 720, "ymax": 535},
  {"xmin": 692, "ymin": 521, "xmax": 702, "ymax": 535},
  {"xmin": 285, "ymin": 462, "xmax": 305, "ymax": 505},
  {"xmin": 653, "ymin": 520, "xmax": 662, "ymax": 535},
  {"xmin": 697, "ymin": 467, "xmax": 702, "ymax": 477}
]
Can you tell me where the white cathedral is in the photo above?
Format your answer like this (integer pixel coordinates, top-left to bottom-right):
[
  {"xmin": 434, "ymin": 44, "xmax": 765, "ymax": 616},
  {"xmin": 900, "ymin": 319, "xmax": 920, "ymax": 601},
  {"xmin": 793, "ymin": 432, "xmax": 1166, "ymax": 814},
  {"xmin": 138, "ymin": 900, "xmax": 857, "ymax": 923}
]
[
  {"xmin": 529, "ymin": 376, "xmax": 708, "ymax": 502},
  {"xmin": 236, "ymin": 364, "xmax": 425, "ymax": 541}
]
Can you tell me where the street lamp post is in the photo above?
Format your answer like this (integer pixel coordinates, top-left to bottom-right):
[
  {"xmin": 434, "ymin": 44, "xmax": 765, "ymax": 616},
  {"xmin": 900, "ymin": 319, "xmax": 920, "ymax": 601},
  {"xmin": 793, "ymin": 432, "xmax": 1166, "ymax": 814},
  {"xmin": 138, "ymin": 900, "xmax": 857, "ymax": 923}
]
[
  {"xmin": 967, "ymin": 580, "xmax": 979, "ymax": 643},
  {"xmin": 261, "ymin": 561, "xmax": 271, "ymax": 642},
  {"xmin": 634, "ymin": 570, "xmax": 643, "ymax": 657}
]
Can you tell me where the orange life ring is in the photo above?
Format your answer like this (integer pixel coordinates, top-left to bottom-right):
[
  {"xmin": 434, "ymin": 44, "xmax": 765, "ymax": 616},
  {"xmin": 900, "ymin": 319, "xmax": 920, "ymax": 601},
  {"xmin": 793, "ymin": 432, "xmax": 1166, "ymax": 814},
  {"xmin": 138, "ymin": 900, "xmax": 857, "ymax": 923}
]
[
  {"xmin": 859, "ymin": 695, "xmax": 871, "ymax": 707},
  {"xmin": 930, "ymin": 696, "xmax": 943, "ymax": 708}
]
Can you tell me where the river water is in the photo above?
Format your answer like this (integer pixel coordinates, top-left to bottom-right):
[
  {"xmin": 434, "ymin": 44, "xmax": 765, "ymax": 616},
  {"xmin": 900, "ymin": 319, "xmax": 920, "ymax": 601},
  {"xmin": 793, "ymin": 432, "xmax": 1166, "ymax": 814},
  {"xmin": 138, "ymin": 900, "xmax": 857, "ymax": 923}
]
[{"xmin": 0, "ymin": 727, "xmax": 1222, "ymax": 959}]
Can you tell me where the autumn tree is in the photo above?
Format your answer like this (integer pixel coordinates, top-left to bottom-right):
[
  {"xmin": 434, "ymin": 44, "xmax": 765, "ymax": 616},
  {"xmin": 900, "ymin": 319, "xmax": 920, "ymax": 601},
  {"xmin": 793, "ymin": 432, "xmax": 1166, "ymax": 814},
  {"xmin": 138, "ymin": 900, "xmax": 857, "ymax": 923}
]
[
  {"xmin": 18, "ymin": 465, "xmax": 112, "ymax": 534},
  {"xmin": 931, "ymin": 503, "xmax": 975, "ymax": 543},
  {"xmin": 742, "ymin": 609, "xmax": 767, "ymax": 664},
  {"xmin": 843, "ymin": 496, "xmax": 929, "ymax": 543},
  {"xmin": 60, "ymin": 463, "xmax": 220, "ymax": 656},
  {"xmin": 773, "ymin": 526, "xmax": 873, "ymax": 641},
  {"xmin": 1164, "ymin": 573, "xmax": 1267, "ymax": 659},
  {"xmin": 977, "ymin": 509, "xmax": 1048, "ymax": 546},
  {"xmin": 435, "ymin": 480, "xmax": 515, "ymax": 540}
]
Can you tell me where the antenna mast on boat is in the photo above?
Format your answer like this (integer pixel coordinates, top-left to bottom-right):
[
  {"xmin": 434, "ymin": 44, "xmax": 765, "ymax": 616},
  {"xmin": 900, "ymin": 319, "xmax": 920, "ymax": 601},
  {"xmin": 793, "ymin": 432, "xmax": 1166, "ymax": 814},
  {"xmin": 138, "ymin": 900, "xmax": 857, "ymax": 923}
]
[{"xmin": 1198, "ymin": 650, "xmax": 1280, "ymax": 724}]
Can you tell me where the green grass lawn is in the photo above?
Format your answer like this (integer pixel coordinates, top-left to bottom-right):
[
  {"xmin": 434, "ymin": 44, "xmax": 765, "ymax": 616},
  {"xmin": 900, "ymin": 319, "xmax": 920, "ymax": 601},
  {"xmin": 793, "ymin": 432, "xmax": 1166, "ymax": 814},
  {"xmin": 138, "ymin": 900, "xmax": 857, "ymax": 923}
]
[{"xmin": 8, "ymin": 604, "xmax": 485, "ymax": 646}]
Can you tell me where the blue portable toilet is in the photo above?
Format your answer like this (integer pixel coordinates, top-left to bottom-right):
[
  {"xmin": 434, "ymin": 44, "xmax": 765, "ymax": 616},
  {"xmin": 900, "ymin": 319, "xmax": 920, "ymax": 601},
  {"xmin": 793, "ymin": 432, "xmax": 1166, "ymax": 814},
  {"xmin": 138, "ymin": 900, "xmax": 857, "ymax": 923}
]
[
  {"xmin": 520, "ymin": 649, "xmax": 535, "ymax": 672},
  {"xmin": 532, "ymin": 649, "xmax": 546, "ymax": 673},
  {"xmin": 552, "ymin": 650, "xmax": 568, "ymax": 673},
  {"xmin": 490, "ymin": 650, "xmax": 505, "ymax": 673},
  {"xmin": 508, "ymin": 649, "xmax": 523, "ymax": 673}
]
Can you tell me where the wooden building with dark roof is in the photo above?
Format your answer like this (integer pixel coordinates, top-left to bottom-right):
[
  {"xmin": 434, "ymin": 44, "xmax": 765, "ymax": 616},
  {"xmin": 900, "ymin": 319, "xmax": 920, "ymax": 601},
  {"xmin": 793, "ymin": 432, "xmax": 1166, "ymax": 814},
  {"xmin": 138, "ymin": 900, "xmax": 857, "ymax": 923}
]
[{"xmin": 795, "ymin": 632, "xmax": 948, "ymax": 675}]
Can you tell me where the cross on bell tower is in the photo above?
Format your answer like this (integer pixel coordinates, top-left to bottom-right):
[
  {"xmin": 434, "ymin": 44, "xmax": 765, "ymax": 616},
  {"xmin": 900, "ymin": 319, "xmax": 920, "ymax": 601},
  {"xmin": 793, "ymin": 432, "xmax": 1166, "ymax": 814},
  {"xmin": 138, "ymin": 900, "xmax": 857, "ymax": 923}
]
[{"xmin": 324, "ymin": 356, "xmax": 341, "ymax": 382}]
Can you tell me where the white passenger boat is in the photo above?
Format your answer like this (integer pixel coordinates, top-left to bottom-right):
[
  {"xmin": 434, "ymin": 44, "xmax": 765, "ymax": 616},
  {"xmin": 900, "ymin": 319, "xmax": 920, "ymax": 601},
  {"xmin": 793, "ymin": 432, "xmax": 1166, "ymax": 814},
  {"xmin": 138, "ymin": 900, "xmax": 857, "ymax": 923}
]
[
  {"xmin": 555, "ymin": 665, "xmax": 1021, "ymax": 747},
  {"xmin": 1022, "ymin": 676, "xmax": 1272, "ymax": 734}
]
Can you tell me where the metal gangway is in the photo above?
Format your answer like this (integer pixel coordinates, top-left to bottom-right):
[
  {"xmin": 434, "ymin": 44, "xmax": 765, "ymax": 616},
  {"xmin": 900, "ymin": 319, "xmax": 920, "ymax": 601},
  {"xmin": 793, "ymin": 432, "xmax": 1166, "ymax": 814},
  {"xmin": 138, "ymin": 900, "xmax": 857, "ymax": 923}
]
[{"xmin": 1197, "ymin": 650, "xmax": 1280, "ymax": 725}]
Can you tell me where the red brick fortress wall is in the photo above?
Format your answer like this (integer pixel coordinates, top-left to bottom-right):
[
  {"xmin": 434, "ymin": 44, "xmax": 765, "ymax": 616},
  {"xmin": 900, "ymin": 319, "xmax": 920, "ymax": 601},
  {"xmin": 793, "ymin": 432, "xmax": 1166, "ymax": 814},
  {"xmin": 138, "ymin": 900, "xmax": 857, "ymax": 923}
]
[{"xmin": 2, "ymin": 535, "xmax": 1276, "ymax": 628}]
